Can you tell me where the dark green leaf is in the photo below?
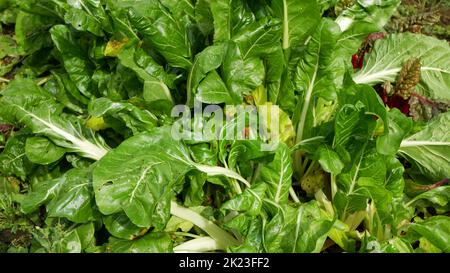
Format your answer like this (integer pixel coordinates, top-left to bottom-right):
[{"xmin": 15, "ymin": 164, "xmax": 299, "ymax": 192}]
[
  {"xmin": 410, "ymin": 216, "xmax": 450, "ymax": 253},
  {"xmin": 25, "ymin": 136, "xmax": 66, "ymax": 165},
  {"xmin": 104, "ymin": 213, "xmax": 144, "ymax": 240},
  {"xmin": 108, "ymin": 232, "xmax": 173, "ymax": 253},
  {"xmin": 50, "ymin": 25, "xmax": 95, "ymax": 98}
]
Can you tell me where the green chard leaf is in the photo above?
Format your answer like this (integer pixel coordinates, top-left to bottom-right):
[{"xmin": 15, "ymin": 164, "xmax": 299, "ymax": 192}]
[
  {"xmin": 64, "ymin": 8, "xmax": 103, "ymax": 36},
  {"xmin": 25, "ymin": 136, "xmax": 66, "ymax": 165},
  {"xmin": 256, "ymin": 143, "xmax": 293, "ymax": 205},
  {"xmin": 0, "ymin": 133, "xmax": 34, "ymax": 180},
  {"xmin": 117, "ymin": 45, "xmax": 176, "ymax": 104},
  {"xmin": 15, "ymin": 11, "xmax": 56, "ymax": 54},
  {"xmin": 50, "ymin": 25, "xmax": 96, "ymax": 98},
  {"xmin": 331, "ymin": 22, "xmax": 382, "ymax": 87},
  {"xmin": 92, "ymin": 127, "xmax": 194, "ymax": 228},
  {"xmin": 88, "ymin": 97, "xmax": 158, "ymax": 135},
  {"xmin": 127, "ymin": 0, "xmax": 193, "ymax": 69},
  {"xmin": 0, "ymin": 78, "xmax": 110, "ymax": 160},
  {"xmin": 377, "ymin": 108, "xmax": 413, "ymax": 156},
  {"xmin": 222, "ymin": 183, "xmax": 267, "ymax": 216},
  {"xmin": 65, "ymin": 0, "xmax": 113, "ymax": 35},
  {"xmin": 271, "ymin": 0, "xmax": 321, "ymax": 50},
  {"xmin": 209, "ymin": 0, "xmax": 255, "ymax": 43},
  {"xmin": 21, "ymin": 167, "xmax": 96, "ymax": 223},
  {"xmin": 353, "ymin": 33, "xmax": 450, "ymax": 102},
  {"xmin": 407, "ymin": 186, "xmax": 450, "ymax": 208},
  {"xmin": 187, "ymin": 43, "xmax": 228, "ymax": 105},
  {"xmin": 107, "ymin": 232, "xmax": 173, "ymax": 253},
  {"xmin": 264, "ymin": 202, "xmax": 335, "ymax": 253},
  {"xmin": 409, "ymin": 216, "xmax": 450, "ymax": 253},
  {"xmin": 293, "ymin": 19, "xmax": 340, "ymax": 144},
  {"xmin": 335, "ymin": 0, "xmax": 400, "ymax": 32},
  {"xmin": 399, "ymin": 112, "xmax": 450, "ymax": 180},
  {"xmin": 103, "ymin": 212, "xmax": 145, "ymax": 240}
]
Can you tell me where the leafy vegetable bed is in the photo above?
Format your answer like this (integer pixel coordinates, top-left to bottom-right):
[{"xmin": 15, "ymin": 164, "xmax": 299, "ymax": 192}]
[{"xmin": 0, "ymin": 0, "xmax": 449, "ymax": 253}]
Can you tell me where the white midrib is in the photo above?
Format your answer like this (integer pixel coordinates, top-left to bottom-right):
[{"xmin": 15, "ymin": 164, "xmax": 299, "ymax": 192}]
[
  {"xmin": 292, "ymin": 207, "xmax": 304, "ymax": 253},
  {"xmin": 348, "ymin": 152, "xmax": 363, "ymax": 194},
  {"xmin": 16, "ymin": 105, "xmax": 109, "ymax": 160},
  {"xmin": 353, "ymin": 68, "xmax": 401, "ymax": 84},
  {"xmin": 353, "ymin": 66, "xmax": 450, "ymax": 85},
  {"xmin": 274, "ymin": 157, "xmax": 285, "ymax": 204},
  {"xmin": 400, "ymin": 140, "xmax": 450, "ymax": 148},
  {"xmin": 186, "ymin": 56, "xmax": 199, "ymax": 105},
  {"xmin": 341, "ymin": 153, "xmax": 363, "ymax": 221},
  {"xmin": 6, "ymin": 153, "xmax": 26, "ymax": 165},
  {"xmin": 345, "ymin": 143, "xmax": 367, "ymax": 205},
  {"xmin": 170, "ymin": 201, "xmax": 239, "ymax": 249},
  {"xmin": 181, "ymin": 0, "xmax": 194, "ymax": 9},
  {"xmin": 296, "ymin": 56, "xmax": 319, "ymax": 144},
  {"xmin": 130, "ymin": 166, "xmax": 152, "ymax": 202},
  {"xmin": 282, "ymin": 0, "xmax": 289, "ymax": 49},
  {"xmin": 130, "ymin": 162, "xmax": 164, "ymax": 201},
  {"xmin": 194, "ymin": 164, "xmax": 251, "ymax": 188},
  {"xmin": 174, "ymin": 237, "xmax": 221, "ymax": 253},
  {"xmin": 248, "ymin": 189, "xmax": 262, "ymax": 203},
  {"xmin": 243, "ymin": 30, "xmax": 270, "ymax": 59},
  {"xmin": 44, "ymin": 182, "xmax": 61, "ymax": 201}
]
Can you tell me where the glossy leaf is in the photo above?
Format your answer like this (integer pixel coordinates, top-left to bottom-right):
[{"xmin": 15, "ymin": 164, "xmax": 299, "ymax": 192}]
[
  {"xmin": 21, "ymin": 168, "xmax": 96, "ymax": 223},
  {"xmin": 264, "ymin": 202, "xmax": 335, "ymax": 253},
  {"xmin": 399, "ymin": 112, "xmax": 450, "ymax": 180},
  {"xmin": 15, "ymin": 11, "xmax": 55, "ymax": 54},
  {"xmin": 64, "ymin": 8, "xmax": 103, "ymax": 36},
  {"xmin": 50, "ymin": 25, "xmax": 95, "ymax": 98},
  {"xmin": 407, "ymin": 186, "xmax": 450, "ymax": 208},
  {"xmin": 257, "ymin": 144, "xmax": 292, "ymax": 204},
  {"xmin": 108, "ymin": 232, "xmax": 173, "ymax": 253},
  {"xmin": 92, "ymin": 127, "xmax": 194, "ymax": 228},
  {"xmin": 104, "ymin": 213, "xmax": 144, "ymax": 240},
  {"xmin": 117, "ymin": 46, "xmax": 175, "ymax": 104},
  {"xmin": 271, "ymin": 0, "xmax": 321, "ymax": 49},
  {"xmin": 187, "ymin": 43, "xmax": 227, "ymax": 105},
  {"xmin": 25, "ymin": 136, "xmax": 66, "ymax": 165},
  {"xmin": 353, "ymin": 33, "xmax": 450, "ymax": 102},
  {"xmin": 316, "ymin": 145, "xmax": 344, "ymax": 174},
  {"xmin": 409, "ymin": 216, "xmax": 450, "ymax": 253},
  {"xmin": 0, "ymin": 78, "xmax": 110, "ymax": 160},
  {"xmin": 377, "ymin": 108, "xmax": 413, "ymax": 156},
  {"xmin": 0, "ymin": 133, "xmax": 34, "ymax": 180},
  {"xmin": 222, "ymin": 183, "xmax": 267, "ymax": 216},
  {"xmin": 127, "ymin": 1, "xmax": 192, "ymax": 69},
  {"xmin": 293, "ymin": 19, "xmax": 339, "ymax": 143},
  {"xmin": 88, "ymin": 97, "xmax": 157, "ymax": 134}
]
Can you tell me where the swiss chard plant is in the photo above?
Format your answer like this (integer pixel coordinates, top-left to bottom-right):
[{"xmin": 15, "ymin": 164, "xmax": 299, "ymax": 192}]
[{"xmin": 0, "ymin": 0, "xmax": 449, "ymax": 253}]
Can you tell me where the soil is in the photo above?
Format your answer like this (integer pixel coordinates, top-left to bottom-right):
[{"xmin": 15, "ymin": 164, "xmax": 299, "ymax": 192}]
[{"xmin": 0, "ymin": 229, "xmax": 31, "ymax": 246}]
